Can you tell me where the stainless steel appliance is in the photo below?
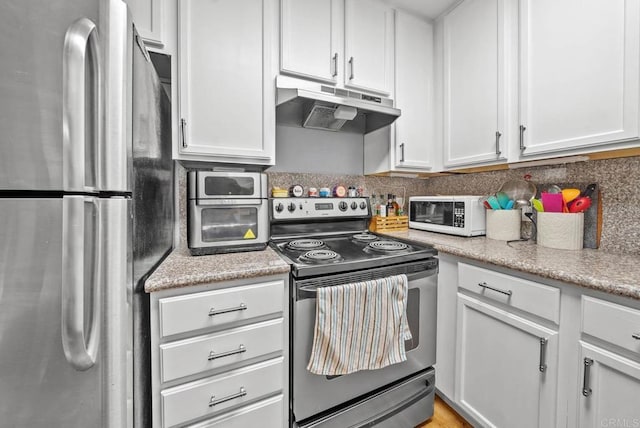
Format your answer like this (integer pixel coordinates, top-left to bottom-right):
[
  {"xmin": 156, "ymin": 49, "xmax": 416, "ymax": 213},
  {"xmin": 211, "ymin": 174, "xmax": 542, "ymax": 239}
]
[
  {"xmin": 0, "ymin": 1, "xmax": 173, "ymax": 427},
  {"xmin": 409, "ymin": 195, "xmax": 487, "ymax": 237},
  {"xmin": 270, "ymin": 198, "xmax": 438, "ymax": 428},
  {"xmin": 187, "ymin": 171, "xmax": 269, "ymax": 255}
]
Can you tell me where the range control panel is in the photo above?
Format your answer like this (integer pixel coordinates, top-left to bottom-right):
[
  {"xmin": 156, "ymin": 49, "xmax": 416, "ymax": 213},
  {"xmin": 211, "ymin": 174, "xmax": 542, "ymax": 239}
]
[{"xmin": 271, "ymin": 197, "xmax": 370, "ymax": 221}]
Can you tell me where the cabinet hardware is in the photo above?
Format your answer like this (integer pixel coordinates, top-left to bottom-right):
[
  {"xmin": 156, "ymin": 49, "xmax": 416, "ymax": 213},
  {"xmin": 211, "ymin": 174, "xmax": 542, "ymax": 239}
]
[
  {"xmin": 400, "ymin": 143, "xmax": 405, "ymax": 162},
  {"xmin": 208, "ymin": 302, "xmax": 247, "ymax": 317},
  {"xmin": 632, "ymin": 333, "xmax": 640, "ymax": 340},
  {"xmin": 208, "ymin": 344, "xmax": 246, "ymax": 361},
  {"xmin": 332, "ymin": 53, "xmax": 338, "ymax": 77},
  {"xmin": 477, "ymin": 282, "xmax": 512, "ymax": 296},
  {"xmin": 538, "ymin": 338, "xmax": 548, "ymax": 372},
  {"xmin": 519, "ymin": 125, "xmax": 526, "ymax": 151},
  {"xmin": 349, "ymin": 57, "xmax": 354, "ymax": 80},
  {"xmin": 209, "ymin": 387, "xmax": 247, "ymax": 407},
  {"xmin": 582, "ymin": 357, "xmax": 593, "ymax": 397},
  {"xmin": 495, "ymin": 131, "xmax": 502, "ymax": 156},
  {"xmin": 180, "ymin": 118, "xmax": 187, "ymax": 148}
]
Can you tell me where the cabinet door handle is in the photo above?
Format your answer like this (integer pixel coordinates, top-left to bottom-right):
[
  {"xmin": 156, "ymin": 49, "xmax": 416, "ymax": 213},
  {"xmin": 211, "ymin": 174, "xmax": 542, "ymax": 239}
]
[
  {"xmin": 332, "ymin": 53, "xmax": 338, "ymax": 77},
  {"xmin": 519, "ymin": 125, "xmax": 526, "ymax": 151},
  {"xmin": 180, "ymin": 118, "xmax": 187, "ymax": 148},
  {"xmin": 582, "ymin": 357, "xmax": 593, "ymax": 397},
  {"xmin": 349, "ymin": 57, "xmax": 354, "ymax": 80},
  {"xmin": 477, "ymin": 282, "xmax": 512, "ymax": 296},
  {"xmin": 208, "ymin": 344, "xmax": 246, "ymax": 361},
  {"xmin": 209, "ymin": 387, "xmax": 247, "ymax": 407},
  {"xmin": 208, "ymin": 302, "xmax": 247, "ymax": 317},
  {"xmin": 495, "ymin": 131, "xmax": 502, "ymax": 156},
  {"xmin": 400, "ymin": 143, "xmax": 405, "ymax": 162},
  {"xmin": 538, "ymin": 338, "xmax": 548, "ymax": 372},
  {"xmin": 632, "ymin": 333, "xmax": 640, "ymax": 340}
]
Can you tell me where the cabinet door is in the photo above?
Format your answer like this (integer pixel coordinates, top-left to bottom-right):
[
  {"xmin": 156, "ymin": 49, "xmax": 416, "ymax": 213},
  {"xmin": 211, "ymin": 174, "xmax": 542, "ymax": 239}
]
[
  {"xmin": 578, "ymin": 342, "xmax": 640, "ymax": 428},
  {"xmin": 178, "ymin": 0, "xmax": 276, "ymax": 165},
  {"xmin": 126, "ymin": 0, "xmax": 163, "ymax": 46},
  {"xmin": 280, "ymin": 0, "xmax": 340, "ymax": 83},
  {"xmin": 519, "ymin": 0, "xmax": 640, "ymax": 155},
  {"xmin": 456, "ymin": 294, "xmax": 558, "ymax": 428},
  {"xmin": 393, "ymin": 11, "xmax": 433, "ymax": 170},
  {"xmin": 344, "ymin": 0, "xmax": 394, "ymax": 95},
  {"xmin": 443, "ymin": 0, "xmax": 508, "ymax": 167}
]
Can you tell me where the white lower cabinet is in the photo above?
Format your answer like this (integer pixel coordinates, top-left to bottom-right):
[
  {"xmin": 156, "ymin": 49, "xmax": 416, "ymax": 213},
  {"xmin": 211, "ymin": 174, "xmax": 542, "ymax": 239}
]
[
  {"xmin": 455, "ymin": 294, "xmax": 558, "ymax": 428},
  {"xmin": 437, "ymin": 257, "xmax": 640, "ymax": 428},
  {"xmin": 150, "ymin": 275, "xmax": 289, "ymax": 428}
]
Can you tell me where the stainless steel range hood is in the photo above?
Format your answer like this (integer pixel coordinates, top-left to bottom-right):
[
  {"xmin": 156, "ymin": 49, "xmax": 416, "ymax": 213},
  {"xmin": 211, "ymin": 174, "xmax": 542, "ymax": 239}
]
[{"xmin": 276, "ymin": 77, "xmax": 400, "ymax": 134}]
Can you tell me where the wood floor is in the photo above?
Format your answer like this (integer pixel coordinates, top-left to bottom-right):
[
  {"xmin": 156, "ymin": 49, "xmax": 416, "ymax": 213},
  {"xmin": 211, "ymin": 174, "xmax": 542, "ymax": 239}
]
[{"xmin": 417, "ymin": 395, "xmax": 473, "ymax": 428}]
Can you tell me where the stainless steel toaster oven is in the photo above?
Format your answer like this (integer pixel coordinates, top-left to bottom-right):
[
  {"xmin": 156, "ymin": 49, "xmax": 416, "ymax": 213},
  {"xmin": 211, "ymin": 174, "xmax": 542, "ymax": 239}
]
[{"xmin": 187, "ymin": 171, "xmax": 269, "ymax": 255}]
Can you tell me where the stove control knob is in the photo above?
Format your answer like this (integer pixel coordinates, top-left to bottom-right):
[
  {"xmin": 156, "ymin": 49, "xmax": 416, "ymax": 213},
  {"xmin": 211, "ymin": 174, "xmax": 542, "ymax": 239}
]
[
  {"xmin": 351, "ymin": 202, "xmax": 358, "ymax": 210},
  {"xmin": 338, "ymin": 201, "xmax": 348, "ymax": 212},
  {"xmin": 288, "ymin": 202, "xmax": 296, "ymax": 212},
  {"xmin": 360, "ymin": 201, "xmax": 367, "ymax": 210},
  {"xmin": 275, "ymin": 202, "xmax": 284, "ymax": 213}
]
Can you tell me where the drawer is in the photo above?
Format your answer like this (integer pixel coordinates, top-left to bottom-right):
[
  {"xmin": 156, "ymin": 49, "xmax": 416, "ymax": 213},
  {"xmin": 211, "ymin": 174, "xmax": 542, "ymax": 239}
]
[
  {"xmin": 582, "ymin": 296, "xmax": 640, "ymax": 355},
  {"xmin": 161, "ymin": 357, "xmax": 284, "ymax": 428},
  {"xmin": 159, "ymin": 280, "xmax": 284, "ymax": 337},
  {"xmin": 458, "ymin": 263, "xmax": 560, "ymax": 323},
  {"xmin": 187, "ymin": 394, "xmax": 283, "ymax": 428},
  {"xmin": 160, "ymin": 318, "xmax": 284, "ymax": 382}
]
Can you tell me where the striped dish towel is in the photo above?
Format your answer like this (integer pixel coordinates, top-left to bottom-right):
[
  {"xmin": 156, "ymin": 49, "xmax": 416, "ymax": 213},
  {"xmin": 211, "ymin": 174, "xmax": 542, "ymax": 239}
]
[{"xmin": 306, "ymin": 274, "xmax": 412, "ymax": 376}]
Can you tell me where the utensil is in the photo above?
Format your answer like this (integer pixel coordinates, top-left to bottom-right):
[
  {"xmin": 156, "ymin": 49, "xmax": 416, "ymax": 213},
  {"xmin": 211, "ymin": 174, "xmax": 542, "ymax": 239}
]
[
  {"xmin": 487, "ymin": 195, "xmax": 501, "ymax": 210},
  {"xmin": 499, "ymin": 180, "xmax": 537, "ymax": 202},
  {"xmin": 531, "ymin": 198, "xmax": 544, "ymax": 212},
  {"xmin": 561, "ymin": 188, "xmax": 580, "ymax": 204},
  {"xmin": 541, "ymin": 192, "xmax": 563, "ymax": 213},
  {"xmin": 495, "ymin": 191, "xmax": 511, "ymax": 209},
  {"xmin": 505, "ymin": 199, "xmax": 515, "ymax": 210},
  {"xmin": 568, "ymin": 196, "xmax": 592, "ymax": 213},
  {"xmin": 541, "ymin": 184, "xmax": 562, "ymax": 194}
]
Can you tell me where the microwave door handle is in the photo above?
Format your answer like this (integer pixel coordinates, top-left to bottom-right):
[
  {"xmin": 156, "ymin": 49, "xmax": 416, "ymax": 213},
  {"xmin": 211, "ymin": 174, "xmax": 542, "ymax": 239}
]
[
  {"xmin": 61, "ymin": 196, "xmax": 102, "ymax": 371},
  {"xmin": 63, "ymin": 17, "xmax": 101, "ymax": 192}
]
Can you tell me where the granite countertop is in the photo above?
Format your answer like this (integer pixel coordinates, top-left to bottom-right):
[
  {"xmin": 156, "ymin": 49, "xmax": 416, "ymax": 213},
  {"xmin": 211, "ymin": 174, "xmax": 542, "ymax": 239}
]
[
  {"xmin": 145, "ymin": 245, "xmax": 290, "ymax": 293},
  {"xmin": 384, "ymin": 229, "xmax": 640, "ymax": 300}
]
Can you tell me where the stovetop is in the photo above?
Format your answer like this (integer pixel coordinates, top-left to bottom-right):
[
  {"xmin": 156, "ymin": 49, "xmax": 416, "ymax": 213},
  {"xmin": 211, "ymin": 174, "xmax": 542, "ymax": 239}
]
[{"xmin": 270, "ymin": 232, "xmax": 437, "ymax": 278}]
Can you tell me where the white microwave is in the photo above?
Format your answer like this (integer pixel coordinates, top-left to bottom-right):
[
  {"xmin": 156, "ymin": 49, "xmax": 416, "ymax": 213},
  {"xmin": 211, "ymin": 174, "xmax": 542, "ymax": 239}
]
[{"xmin": 409, "ymin": 196, "xmax": 486, "ymax": 237}]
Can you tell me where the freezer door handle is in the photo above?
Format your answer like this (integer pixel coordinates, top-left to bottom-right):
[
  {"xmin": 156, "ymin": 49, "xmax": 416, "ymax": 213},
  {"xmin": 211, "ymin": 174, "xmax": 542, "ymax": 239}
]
[
  {"xmin": 61, "ymin": 196, "xmax": 102, "ymax": 371},
  {"xmin": 63, "ymin": 17, "xmax": 101, "ymax": 192}
]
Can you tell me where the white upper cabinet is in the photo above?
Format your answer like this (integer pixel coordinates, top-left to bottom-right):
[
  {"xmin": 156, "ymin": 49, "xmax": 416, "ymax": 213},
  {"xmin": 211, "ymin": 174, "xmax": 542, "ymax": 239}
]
[
  {"xmin": 126, "ymin": 0, "xmax": 164, "ymax": 46},
  {"xmin": 442, "ymin": 0, "xmax": 509, "ymax": 167},
  {"xmin": 519, "ymin": 0, "xmax": 640, "ymax": 156},
  {"xmin": 280, "ymin": 0, "xmax": 340, "ymax": 83},
  {"xmin": 178, "ymin": 0, "xmax": 276, "ymax": 165},
  {"xmin": 280, "ymin": 0, "xmax": 394, "ymax": 96},
  {"xmin": 344, "ymin": 0, "xmax": 394, "ymax": 95}
]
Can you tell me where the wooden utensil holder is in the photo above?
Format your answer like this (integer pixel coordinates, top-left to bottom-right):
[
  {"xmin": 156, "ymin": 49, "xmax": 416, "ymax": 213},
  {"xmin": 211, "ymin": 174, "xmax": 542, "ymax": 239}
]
[{"xmin": 369, "ymin": 215, "xmax": 409, "ymax": 233}]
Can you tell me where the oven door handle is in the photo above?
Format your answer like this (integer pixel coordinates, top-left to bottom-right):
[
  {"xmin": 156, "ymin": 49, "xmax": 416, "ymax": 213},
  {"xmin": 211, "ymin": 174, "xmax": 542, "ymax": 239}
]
[
  {"xmin": 297, "ymin": 268, "xmax": 437, "ymax": 300},
  {"xmin": 352, "ymin": 378, "xmax": 435, "ymax": 428}
]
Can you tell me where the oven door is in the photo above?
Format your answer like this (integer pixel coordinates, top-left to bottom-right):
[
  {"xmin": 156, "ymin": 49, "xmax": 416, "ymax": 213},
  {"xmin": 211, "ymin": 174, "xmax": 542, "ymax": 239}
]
[
  {"xmin": 291, "ymin": 262, "xmax": 437, "ymax": 424},
  {"xmin": 187, "ymin": 199, "xmax": 269, "ymax": 253},
  {"xmin": 188, "ymin": 171, "xmax": 267, "ymax": 200}
]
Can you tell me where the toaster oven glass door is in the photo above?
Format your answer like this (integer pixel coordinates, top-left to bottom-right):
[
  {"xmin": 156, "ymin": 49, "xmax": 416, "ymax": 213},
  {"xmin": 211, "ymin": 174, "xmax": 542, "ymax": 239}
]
[
  {"xmin": 201, "ymin": 206, "xmax": 260, "ymax": 242},
  {"xmin": 204, "ymin": 176, "xmax": 256, "ymax": 196},
  {"xmin": 410, "ymin": 201, "xmax": 454, "ymax": 226}
]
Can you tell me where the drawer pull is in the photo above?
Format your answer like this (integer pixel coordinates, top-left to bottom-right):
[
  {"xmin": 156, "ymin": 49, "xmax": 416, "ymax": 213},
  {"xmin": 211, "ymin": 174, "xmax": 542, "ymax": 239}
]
[
  {"xmin": 208, "ymin": 303, "xmax": 247, "ymax": 317},
  {"xmin": 209, "ymin": 387, "xmax": 247, "ymax": 407},
  {"xmin": 538, "ymin": 338, "xmax": 548, "ymax": 372},
  {"xmin": 208, "ymin": 344, "xmax": 246, "ymax": 361},
  {"xmin": 477, "ymin": 282, "xmax": 512, "ymax": 297},
  {"xmin": 582, "ymin": 357, "xmax": 593, "ymax": 397},
  {"xmin": 632, "ymin": 333, "xmax": 640, "ymax": 340}
]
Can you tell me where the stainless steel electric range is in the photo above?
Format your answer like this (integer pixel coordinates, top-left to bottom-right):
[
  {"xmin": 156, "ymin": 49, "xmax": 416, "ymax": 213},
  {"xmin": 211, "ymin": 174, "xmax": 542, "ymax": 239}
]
[{"xmin": 269, "ymin": 197, "xmax": 439, "ymax": 428}]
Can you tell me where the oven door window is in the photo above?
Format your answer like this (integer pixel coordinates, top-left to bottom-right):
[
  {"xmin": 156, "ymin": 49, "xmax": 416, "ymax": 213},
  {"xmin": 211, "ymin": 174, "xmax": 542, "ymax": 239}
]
[
  {"xmin": 204, "ymin": 176, "xmax": 255, "ymax": 196},
  {"xmin": 411, "ymin": 201, "xmax": 454, "ymax": 226},
  {"xmin": 200, "ymin": 207, "xmax": 259, "ymax": 242}
]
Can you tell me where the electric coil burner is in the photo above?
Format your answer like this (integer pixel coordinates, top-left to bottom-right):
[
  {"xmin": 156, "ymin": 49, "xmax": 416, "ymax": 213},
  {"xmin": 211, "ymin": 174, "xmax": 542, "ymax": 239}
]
[{"xmin": 269, "ymin": 197, "xmax": 439, "ymax": 428}]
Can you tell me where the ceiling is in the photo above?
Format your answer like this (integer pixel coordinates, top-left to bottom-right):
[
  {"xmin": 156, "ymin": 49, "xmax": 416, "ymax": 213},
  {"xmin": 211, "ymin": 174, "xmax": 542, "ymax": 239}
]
[{"xmin": 382, "ymin": 0, "xmax": 460, "ymax": 19}]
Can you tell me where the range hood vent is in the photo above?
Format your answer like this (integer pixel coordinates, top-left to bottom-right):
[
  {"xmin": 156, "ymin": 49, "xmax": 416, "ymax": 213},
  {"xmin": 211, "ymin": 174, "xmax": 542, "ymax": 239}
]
[{"xmin": 276, "ymin": 77, "xmax": 401, "ymax": 134}]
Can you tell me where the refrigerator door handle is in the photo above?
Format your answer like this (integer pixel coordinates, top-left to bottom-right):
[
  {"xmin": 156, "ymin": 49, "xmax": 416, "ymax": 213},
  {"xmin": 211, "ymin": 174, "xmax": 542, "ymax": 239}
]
[
  {"xmin": 62, "ymin": 196, "xmax": 101, "ymax": 371},
  {"xmin": 63, "ymin": 18, "xmax": 101, "ymax": 192}
]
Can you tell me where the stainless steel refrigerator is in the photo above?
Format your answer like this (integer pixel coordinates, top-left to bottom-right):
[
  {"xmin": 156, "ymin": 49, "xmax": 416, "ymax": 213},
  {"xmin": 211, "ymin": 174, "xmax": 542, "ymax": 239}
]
[{"xmin": 0, "ymin": 1, "xmax": 174, "ymax": 427}]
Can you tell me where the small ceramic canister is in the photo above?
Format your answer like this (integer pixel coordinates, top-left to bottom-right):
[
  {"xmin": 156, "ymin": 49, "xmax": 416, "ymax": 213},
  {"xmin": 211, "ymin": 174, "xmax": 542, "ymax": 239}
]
[{"xmin": 485, "ymin": 209, "xmax": 521, "ymax": 241}]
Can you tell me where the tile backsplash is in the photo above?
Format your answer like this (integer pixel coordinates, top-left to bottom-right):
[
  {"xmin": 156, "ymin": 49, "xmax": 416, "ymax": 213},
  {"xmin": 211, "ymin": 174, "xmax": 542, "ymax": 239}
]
[{"xmin": 176, "ymin": 156, "xmax": 640, "ymax": 256}]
